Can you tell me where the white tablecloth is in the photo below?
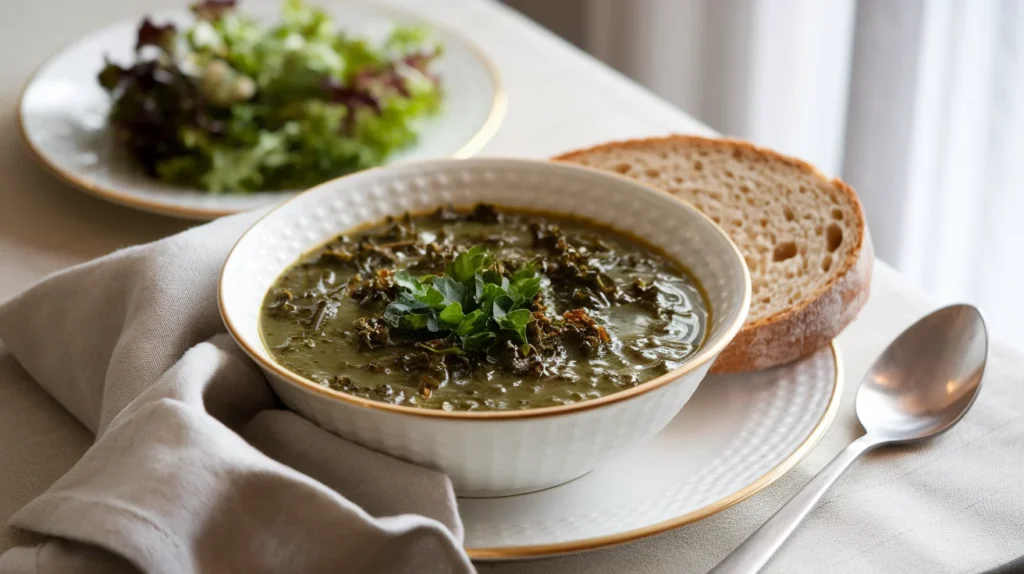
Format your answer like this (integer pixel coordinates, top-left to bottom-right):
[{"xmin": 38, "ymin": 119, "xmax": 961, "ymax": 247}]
[{"xmin": 1, "ymin": 1, "xmax": 1021, "ymax": 572}]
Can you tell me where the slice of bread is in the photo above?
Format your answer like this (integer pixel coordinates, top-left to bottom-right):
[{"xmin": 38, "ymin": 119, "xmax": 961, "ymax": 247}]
[{"xmin": 555, "ymin": 135, "xmax": 872, "ymax": 373}]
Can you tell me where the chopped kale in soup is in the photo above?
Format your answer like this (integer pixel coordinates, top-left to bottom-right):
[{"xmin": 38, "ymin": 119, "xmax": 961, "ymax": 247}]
[{"xmin": 260, "ymin": 204, "xmax": 709, "ymax": 411}]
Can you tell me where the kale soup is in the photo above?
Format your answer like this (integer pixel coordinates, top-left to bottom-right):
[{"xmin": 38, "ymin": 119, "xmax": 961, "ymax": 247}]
[{"xmin": 260, "ymin": 204, "xmax": 710, "ymax": 412}]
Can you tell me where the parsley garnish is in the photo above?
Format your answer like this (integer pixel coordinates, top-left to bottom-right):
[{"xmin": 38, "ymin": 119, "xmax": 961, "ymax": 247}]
[{"xmin": 382, "ymin": 245, "xmax": 542, "ymax": 353}]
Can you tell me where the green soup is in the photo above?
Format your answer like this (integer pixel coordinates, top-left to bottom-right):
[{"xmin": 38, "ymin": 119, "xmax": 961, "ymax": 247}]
[{"xmin": 260, "ymin": 204, "xmax": 709, "ymax": 411}]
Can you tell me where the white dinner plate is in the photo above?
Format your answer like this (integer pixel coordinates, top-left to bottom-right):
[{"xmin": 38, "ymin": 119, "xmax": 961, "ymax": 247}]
[
  {"xmin": 463, "ymin": 342, "xmax": 842, "ymax": 559},
  {"xmin": 17, "ymin": 1, "xmax": 505, "ymax": 220}
]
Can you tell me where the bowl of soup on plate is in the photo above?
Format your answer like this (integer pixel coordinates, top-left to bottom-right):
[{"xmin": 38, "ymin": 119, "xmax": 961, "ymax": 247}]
[{"xmin": 220, "ymin": 158, "xmax": 750, "ymax": 495}]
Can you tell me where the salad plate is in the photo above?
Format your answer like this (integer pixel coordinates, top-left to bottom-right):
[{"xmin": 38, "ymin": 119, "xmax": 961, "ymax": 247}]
[
  {"xmin": 463, "ymin": 342, "xmax": 842, "ymax": 559},
  {"xmin": 18, "ymin": 1, "xmax": 504, "ymax": 219}
]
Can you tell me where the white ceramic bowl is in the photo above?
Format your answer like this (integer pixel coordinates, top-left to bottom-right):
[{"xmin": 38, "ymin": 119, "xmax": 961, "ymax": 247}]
[{"xmin": 220, "ymin": 158, "xmax": 751, "ymax": 496}]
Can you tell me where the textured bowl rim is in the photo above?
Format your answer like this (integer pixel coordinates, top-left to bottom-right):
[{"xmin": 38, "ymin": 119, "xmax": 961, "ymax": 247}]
[
  {"xmin": 219, "ymin": 157, "xmax": 752, "ymax": 420},
  {"xmin": 16, "ymin": 2, "xmax": 507, "ymax": 221}
]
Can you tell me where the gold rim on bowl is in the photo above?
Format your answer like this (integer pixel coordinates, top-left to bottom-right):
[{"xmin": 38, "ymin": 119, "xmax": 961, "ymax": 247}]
[
  {"xmin": 219, "ymin": 158, "xmax": 754, "ymax": 421},
  {"xmin": 466, "ymin": 340, "xmax": 844, "ymax": 559},
  {"xmin": 16, "ymin": 3, "xmax": 507, "ymax": 220}
]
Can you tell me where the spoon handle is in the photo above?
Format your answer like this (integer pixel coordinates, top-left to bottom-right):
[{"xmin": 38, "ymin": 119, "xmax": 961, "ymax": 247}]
[{"xmin": 708, "ymin": 434, "xmax": 882, "ymax": 574}]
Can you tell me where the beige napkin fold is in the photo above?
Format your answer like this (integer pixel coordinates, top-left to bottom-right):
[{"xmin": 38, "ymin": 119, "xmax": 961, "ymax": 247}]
[{"xmin": 0, "ymin": 212, "xmax": 473, "ymax": 574}]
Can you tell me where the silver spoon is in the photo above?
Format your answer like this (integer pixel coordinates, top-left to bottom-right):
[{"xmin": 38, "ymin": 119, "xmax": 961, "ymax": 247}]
[{"xmin": 709, "ymin": 304, "xmax": 987, "ymax": 574}]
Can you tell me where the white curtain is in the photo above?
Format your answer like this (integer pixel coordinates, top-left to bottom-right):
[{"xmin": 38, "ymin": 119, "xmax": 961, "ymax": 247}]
[{"xmin": 579, "ymin": 0, "xmax": 1024, "ymax": 344}]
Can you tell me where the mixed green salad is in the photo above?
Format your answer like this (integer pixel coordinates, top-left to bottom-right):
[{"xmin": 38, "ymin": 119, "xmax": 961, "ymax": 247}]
[{"xmin": 98, "ymin": 0, "xmax": 443, "ymax": 193}]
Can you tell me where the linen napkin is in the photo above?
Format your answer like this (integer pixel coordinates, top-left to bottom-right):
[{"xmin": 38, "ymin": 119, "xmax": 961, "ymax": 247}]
[{"xmin": 0, "ymin": 211, "xmax": 474, "ymax": 574}]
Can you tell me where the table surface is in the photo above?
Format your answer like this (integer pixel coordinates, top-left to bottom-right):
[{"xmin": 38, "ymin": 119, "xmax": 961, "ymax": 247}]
[{"xmin": 0, "ymin": 1, "xmax": 1017, "ymax": 573}]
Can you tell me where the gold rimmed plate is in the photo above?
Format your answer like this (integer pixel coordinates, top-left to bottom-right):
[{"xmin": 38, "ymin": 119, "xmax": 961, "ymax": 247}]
[
  {"xmin": 463, "ymin": 341, "xmax": 842, "ymax": 559},
  {"xmin": 17, "ymin": 1, "xmax": 505, "ymax": 220}
]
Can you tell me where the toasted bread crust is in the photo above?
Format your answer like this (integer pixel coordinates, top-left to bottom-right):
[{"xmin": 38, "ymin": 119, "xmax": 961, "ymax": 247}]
[{"xmin": 555, "ymin": 135, "xmax": 872, "ymax": 372}]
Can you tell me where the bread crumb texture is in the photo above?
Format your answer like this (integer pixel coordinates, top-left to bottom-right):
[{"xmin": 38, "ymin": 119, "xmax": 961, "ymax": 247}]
[{"xmin": 556, "ymin": 135, "xmax": 872, "ymax": 372}]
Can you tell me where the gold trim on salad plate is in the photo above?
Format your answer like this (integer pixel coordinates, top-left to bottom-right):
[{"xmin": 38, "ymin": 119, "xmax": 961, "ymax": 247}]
[
  {"xmin": 15, "ymin": 3, "xmax": 507, "ymax": 221},
  {"xmin": 466, "ymin": 340, "xmax": 844, "ymax": 559},
  {"xmin": 218, "ymin": 158, "xmax": 754, "ymax": 421}
]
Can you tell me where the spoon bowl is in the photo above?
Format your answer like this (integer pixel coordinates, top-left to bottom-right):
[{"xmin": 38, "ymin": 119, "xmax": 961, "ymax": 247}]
[
  {"xmin": 855, "ymin": 304, "xmax": 987, "ymax": 442},
  {"xmin": 711, "ymin": 304, "xmax": 988, "ymax": 574}
]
